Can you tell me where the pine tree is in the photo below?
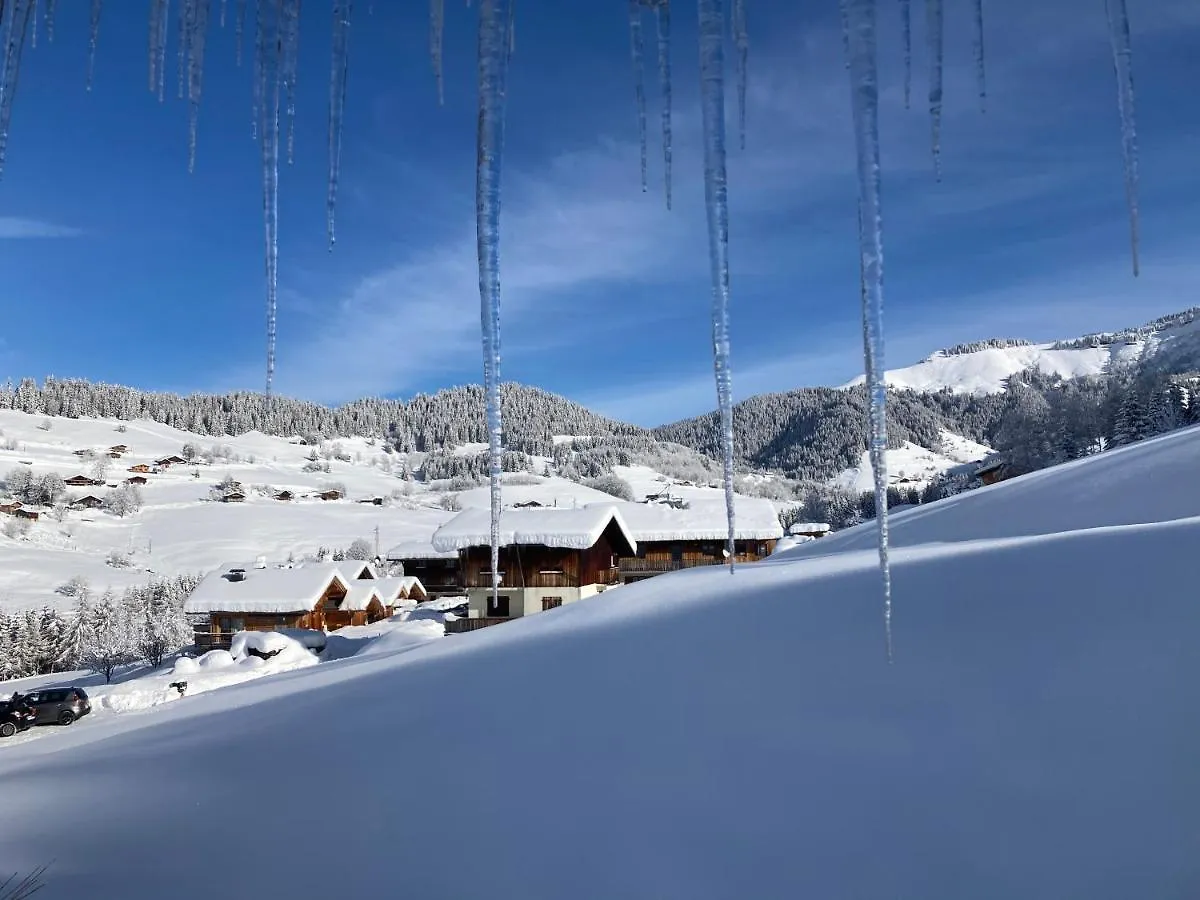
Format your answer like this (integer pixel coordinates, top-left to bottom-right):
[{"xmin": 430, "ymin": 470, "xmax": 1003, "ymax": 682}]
[
  {"xmin": 82, "ymin": 591, "xmax": 134, "ymax": 683},
  {"xmin": 1113, "ymin": 389, "xmax": 1150, "ymax": 446}
]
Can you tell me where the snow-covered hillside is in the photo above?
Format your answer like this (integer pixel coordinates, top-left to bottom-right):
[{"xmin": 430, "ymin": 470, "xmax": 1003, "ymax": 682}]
[
  {"xmin": 2, "ymin": 427, "xmax": 1197, "ymax": 898},
  {"xmin": 842, "ymin": 308, "xmax": 1200, "ymax": 395},
  {"xmin": 832, "ymin": 430, "xmax": 991, "ymax": 494}
]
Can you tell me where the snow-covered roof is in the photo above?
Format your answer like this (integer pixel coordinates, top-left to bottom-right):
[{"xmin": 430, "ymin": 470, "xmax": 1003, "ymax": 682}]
[
  {"xmin": 342, "ymin": 581, "xmax": 384, "ymax": 612},
  {"xmin": 335, "ymin": 560, "xmax": 377, "ymax": 582},
  {"xmin": 385, "ymin": 541, "xmax": 458, "ymax": 561},
  {"xmin": 432, "ymin": 506, "xmax": 637, "ymax": 554},
  {"xmin": 788, "ymin": 522, "xmax": 831, "ymax": 535},
  {"xmin": 374, "ymin": 575, "xmax": 428, "ymax": 603},
  {"xmin": 583, "ymin": 498, "xmax": 783, "ymax": 542},
  {"xmin": 184, "ymin": 562, "xmax": 350, "ymax": 615}
]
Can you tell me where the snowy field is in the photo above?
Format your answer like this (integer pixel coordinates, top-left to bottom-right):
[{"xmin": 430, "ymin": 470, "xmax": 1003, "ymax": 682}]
[{"xmin": 1, "ymin": 426, "xmax": 1197, "ymax": 897}]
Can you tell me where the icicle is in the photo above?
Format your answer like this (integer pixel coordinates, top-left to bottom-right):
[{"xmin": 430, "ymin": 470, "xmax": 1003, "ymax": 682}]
[
  {"xmin": 840, "ymin": 0, "xmax": 893, "ymax": 661},
  {"xmin": 1105, "ymin": 0, "xmax": 1140, "ymax": 277},
  {"xmin": 697, "ymin": 0, "xmax": 737, "ymax": 574},
  {"xmin": 282, "ymin": 0, "xmax": 300, "ymax": 164},
  {"xmin": 654, "ymin": 0, "xmax": 671, "ymax": 209},
  {"xmin": 900, "ymin": 0, "xmax": 910, "ymax": 109},
  {"xmin": 42, "ymin": 0, "xmax": 53, "ymax": 43},
  {"xmin": 973, "ymin": 0, "xmax": 986, "ymax": 111},
  {"xmin": 186, "ymin": 0, "xmax": 211, "ymax": 173},
  {"xmin": 156, "ymin": 0, "xmax": 170, "ymax": 101},
  {"xmin": 431, "ymin": 0, "xmax": 444, "ymax": 105},
  {"xmin": 924, "ymin": 0, "xmax": 942, "ymax": 179},
  {"xmin": 628, "ymin": 0, "xmax": 647, "ymax": 193},
  {"xmin": 731, "ymin": 0, "xmax": 747, "ymax": 151},
  {"xmin": 219, "ymin": 0, "xmax": 226, "ymax": 29},
  {"xmin": 0, "ymin": 0, "xmax": 36, "ymax": 179},
  {"xmin": 149, "ymin": 0, "xmax": 164, "ymax": 93},
  {"xmin": 85, "ymin": 0, "xmax": 102, "ymax": 92},
  {"xmin": 235, "ymin": 0, "xmax": 246, "ymax": 66},
  {"xmin": 255, "ymin": 0, "xmax": 284, "ymax": 397},
  {"xmin": 177, "ymin": 0, "xmax": 189, "ymax": 101},
  {"xmin": 476, "ymin": 0, "xmax": 512, "ymax": 614},
  {"xmin": 30, "ymin": 0, "xmax": 37, "ymax": 51},
  {"xmin": 327, "ymin": 0, "xmax": 352, "ymax": 250}
]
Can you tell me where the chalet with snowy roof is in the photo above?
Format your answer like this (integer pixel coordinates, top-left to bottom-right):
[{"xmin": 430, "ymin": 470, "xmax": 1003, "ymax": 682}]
[
  {"xmin": 431, "ymin": 506, "xmax": 635, "ymax": 627},
  {"xmin": 219, "ymin": 490, "xmax": 246, "ymax": 503},
  {"xmin": 155, "ymin": 455, "xmax": 186, "ymax": 467},
  {"xmin": 976, "ymin": 457, "xmax": 1012, "ymax": 486},
  {"xmin": 126, "ymin": 475, "xmax": 148, "ymax": 486},
  {"xmin": 72, "ymin": 495, "xmax": 105, "ymax": 510},
  {"xmin": 317, "ymin": 488, "xmax": 344, "ymax": 501},
  {"xmin": 0, "ymin": 501, "xmax": 21, "ymax": 515},
  {"xmin": 585, "ymin": 497, "xmax": 783, "ymax": 583},
  {"xmin": 15, "ymin": 509, "xmax": 38, "ymax": 521},
  {"xmin": 385, "ymin": 541, "xmax": 462, "ymax": 597},
  {"xmin": 274, "ymin": 490, "xmax": 294, "ymax": 501},
  {"xmin": 374, "ymin": 575, "xmax": 428, "ymax": 607},
  {"xmin": 185, "ymin": 559, "xmax": 385, "ymax": 647},
  {"xmin": 128, "ymin": 464, "xmax": 151, "ymax": 474},
  {"xmin": 109, "ymin": 445, "xmax": 129, "ymax": 454},
  {"xmin": 64, "ymin": 475, "xmax": 103, "ymax": 487}
]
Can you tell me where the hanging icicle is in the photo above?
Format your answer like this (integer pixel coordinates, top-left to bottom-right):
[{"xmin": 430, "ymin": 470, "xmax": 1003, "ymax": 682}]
[
  {"xmin": 219, "ymin": 0, "xmax": 226, "ymax": 29},
  {"xmin": 973, "ymin": 0, "xmax": 986, "ymax": 111},
  {"xmin": 42, "ymin": 0, "xmax": 54, "ymax": 43},
  {"xmin": 282, "ymin": 0, "xmax": 300, "ymax": 164},
  {"xmin": 431, "ymin": 0, "xmax": 445, "ymax": 105},
  {"xmin": 628, "ymin": 0, "xmax": 648, "ymax": 193},
  {"xmin": 476, "ymin": 0, "xmax": 514, "ymax": 616},
  {"xmin": 654, "ymin": 0, "xmax": 671, "ymax": 209},
  {"xmin": 840, "ymin": 0, "xmax": 893, "ymax": 661},
  {"xmin": 86, "ymin": 0, "xmax": 102, "ymax": 92},
  {"xmin": 185, "ymin": 0, "xmax": 211, "ymax": 173},
  {"xmin": 255, "ymin": 0, "xmax": 285, "ymax": 397},
  {"xmin": 1105, "ymin": 0, "xmax": 1140, "ymax": 277},
  {"xmin": 156, "ymin": 0, "xmax": 170, "ymax": 101},
  {"xmin": 327, "ymin": 0, "xmax": 353, "ymax": 250},
  {"xmin": 900, "ymin": 0, "xmax": 910, "ymax": 110},
  {"xmin": 149, "ymin": 0, "xmax": 165, "ymax": 94},
  {"xmin": 30, "ymin": 0, "xmax": 38, "ymax": 51},
  {"xmin": 178, "ymin": 0, "xmax": 191, "ymax": 103},
  {"xmin": 924, "ymin": 0, "xmax": 942, "ymax": 179},
  {"xmin": 731, "ymin": 0, "xmax": 747, "ymax": 151},
  {"xmin": 697, "ymin": 0, "xmax": 737, "ymax": 574},
  {"xmin": 0, "ymin": 0, "xmax": 35, "ymax": 180}
]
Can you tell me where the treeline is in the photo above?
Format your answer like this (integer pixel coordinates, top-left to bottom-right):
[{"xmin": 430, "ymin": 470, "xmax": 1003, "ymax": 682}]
[{"xmin": 0, "ymin": 574, "xmax": 200, "ymax": 683}]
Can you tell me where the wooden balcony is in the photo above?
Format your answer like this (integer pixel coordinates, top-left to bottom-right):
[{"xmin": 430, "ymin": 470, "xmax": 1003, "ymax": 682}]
[{"xmin": 618, "ymin": 555, "xmax": 760, "ymax": 576}]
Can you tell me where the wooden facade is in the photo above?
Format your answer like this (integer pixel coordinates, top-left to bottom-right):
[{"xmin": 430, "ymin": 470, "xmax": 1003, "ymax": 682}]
[
  {"xmin": 196, "ymin": 576, "xmax": 350, "ymax": 647},
  {"xmin": 128, "ymin": 464, "xmax": 151, "ymax": 474},
  {"xmin": 396, "ymin": 557, "xmax": 461, "ymax": 596},
  {"xmin": 460, "ymin": 524, "xmax": 627, "ymax": 592},
  {"xmin": 618, "ymin": 538, "xmax": 777, "ymax": 581}
]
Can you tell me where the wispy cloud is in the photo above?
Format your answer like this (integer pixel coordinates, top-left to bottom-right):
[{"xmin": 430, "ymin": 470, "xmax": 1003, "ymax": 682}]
[{"xmin": 0, "ymin": 217, "xmax": 81, "ymax": 238}]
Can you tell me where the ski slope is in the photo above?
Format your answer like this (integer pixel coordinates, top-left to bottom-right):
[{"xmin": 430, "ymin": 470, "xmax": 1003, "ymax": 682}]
[{"xmin": 1, "ymin": 427, "xmax": 1197, "ymax": 898}]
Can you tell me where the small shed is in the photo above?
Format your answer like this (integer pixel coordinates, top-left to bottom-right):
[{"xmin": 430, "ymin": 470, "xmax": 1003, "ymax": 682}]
[
  {"xmin": 109, "ymin": 445, "xmax": 130, "ymax": 454},
  {"xmin": 73, "ymin": 495, "xmax": 105, "ymax": 510},
  {"xmin": 126, "ymin": 475, "xmax": 149, "ymax": 486},
  {"xmin": 15, "ymin": 508, "xmax": 39, "ymax": 521},
  {"xmin": 787, "ymin": 522, "xmax": 831, "ymax": 539},
  {"xmin": 274, "ymin": 490, "xmax": 294, "ymax": 502},
  {"xmin": 317, "ymin": 488, "xmax": 344, "ymax": 501},
  {"xmin": 221, "ymin": 491, "xmax": 247, "ymax": 503}
]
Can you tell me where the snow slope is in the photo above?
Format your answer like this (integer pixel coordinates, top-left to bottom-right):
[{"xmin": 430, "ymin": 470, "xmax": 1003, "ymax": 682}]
[
  {"xmin": 1, "ymin": 428, "xmax": 1197, "ymax": 898},
  {"xmin": 833, "ymin": 429, "xmax": 991, "ymax": 493}
]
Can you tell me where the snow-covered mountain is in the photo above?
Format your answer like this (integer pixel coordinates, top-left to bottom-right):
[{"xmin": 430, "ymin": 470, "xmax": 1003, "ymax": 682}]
[
  {"xmin": 842, "ymin": 307, "xmax": 1200, "ymax": 395},
  {"xmin": 2, "ymin": 424, "xmax": 1196, "ymax": 898}
]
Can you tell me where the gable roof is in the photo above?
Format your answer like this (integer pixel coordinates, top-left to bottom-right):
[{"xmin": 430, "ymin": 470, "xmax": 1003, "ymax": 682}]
[
  {"xmin": 342, "ymin": 581, "xmax": 385, "ymax": 612},
  {"xmin": 432, "ymin": 506, "xmax": 637, "ymax": 556},
  {"xmin": 373, "ymin": 575, "xmax": 427, "ymax": 603},
  {"xmin": 584, "ymin": 497, "xmax": 783, "ymax": 542},
  {"xmin": 184, "ymin": 562, "xmax": 350, "ymax": 615},
  {"xmin": 385, "ymin": 541, "xmax": 458, "ymax": 562}
]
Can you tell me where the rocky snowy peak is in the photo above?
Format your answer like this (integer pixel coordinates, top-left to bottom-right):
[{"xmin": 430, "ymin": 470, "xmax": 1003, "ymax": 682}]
[{"xmin": 841, "ymin": 307, "xmax": 1200, "ymax": 395}]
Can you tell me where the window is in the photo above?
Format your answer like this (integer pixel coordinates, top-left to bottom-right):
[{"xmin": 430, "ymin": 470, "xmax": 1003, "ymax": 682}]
[
  {"xmin": 542, "ymin": 596, "xmax": 562, "ymax": 611},
  {"xmin": 487, "ymin": 594, "xmax": 511, "ymax": 617},
  {"xmin": 217, "ymin": 616, "xmax": 244, "ymax": 633}
]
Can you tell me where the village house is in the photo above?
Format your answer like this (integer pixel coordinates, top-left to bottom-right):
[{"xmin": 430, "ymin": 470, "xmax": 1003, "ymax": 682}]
[
  {"xmin": 15, "ymin": 509, "xmax": 39, "ymax": 521},
  {"xmin": 155, "ymin": 455, "xmax": 187, "ymax": 468},
  {"xmin": 109, "ymin": 445, "xmax": 129, "ymax": 454},
  {"xmin": 586, "ymin": 497, "xmax": 783, "ymax": 583},
  {"xmin": 126, "ymin": 475, "xmax": 149, "ymax": 486},
  {"xmin": 976, "ymin": 458, "xmax": 1012, "ymax": 486},
  {"xmin": 317, "ymin": 488, "xmax": 344, "ymax": 501},
  {"xmin": 128, "ymin": 464, "xmax": 152, "ymax": 474},
  {"xmin": 385, "ymin": 542, "xmax": 462, "ymax": 597},
  {"xmin": 431, "ymin": 506, "xmax": 635, "ymax": 630},
  {"xmin": 373, "ymin": 575, "xmax": 429, "ymax": 608},
  {"xmin": 72, "ymin": 495, "xmax": 105, "ymax": 510},
  {"xmin": 274, "ymin": 490, "xmax": 294, "ymax": 501},
  {"xmin": 64, "ymin": 475, "xmax": 103, "ymax": 487},
  {"xmin": 219, "ymin": 490, "xmax": 246, "ymax": 503},
  {"xmin": 185, "ymin": 559, "xmax": 384, "ymax": 647},
  {"xmin": 0, "ymin": 500, "xmax": 22, "ymax": 516}
]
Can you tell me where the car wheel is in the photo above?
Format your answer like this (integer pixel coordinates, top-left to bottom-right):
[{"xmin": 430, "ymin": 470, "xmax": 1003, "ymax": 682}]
[
  {"xmin": 58, "ymin": 710, "xmax": 75, "ymax": 726},
  {"xmin": 0, "ymin": 722, "xmax": 15, "ymax": 738}
]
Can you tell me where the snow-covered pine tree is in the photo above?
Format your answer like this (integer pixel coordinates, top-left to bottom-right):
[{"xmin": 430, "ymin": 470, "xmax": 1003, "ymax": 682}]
[
  {"xmin": 83, "ymin": 591, "xmax": 135, "ymax": 683},
  {"xmin": 1113, "ymin": 388, "xmax": 1150, "ymax": 446},
  {"xmin": 54, "ymin": 594, "xmax": 95, "ymax": 672}
]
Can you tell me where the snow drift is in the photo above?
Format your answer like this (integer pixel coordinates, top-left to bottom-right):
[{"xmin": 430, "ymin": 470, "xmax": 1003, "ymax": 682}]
[{"xmin": 1, "ymin": 428, "xmax": 1198, "ymax": 898}]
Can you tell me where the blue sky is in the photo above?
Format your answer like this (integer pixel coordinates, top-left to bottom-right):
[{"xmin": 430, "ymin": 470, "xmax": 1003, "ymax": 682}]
[{"xmin": 0, "ymin": 1, "xmax": 1197, "ymax": 426}]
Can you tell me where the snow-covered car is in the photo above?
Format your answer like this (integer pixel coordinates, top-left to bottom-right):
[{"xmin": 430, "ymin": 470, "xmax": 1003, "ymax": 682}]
[
  {"xmin": 0, "ymin": 700, "xmax": 35, "ymax": 738},
  {"xmin": 23, "ymin": 686, "xmax": 92, "ymax": 726}
]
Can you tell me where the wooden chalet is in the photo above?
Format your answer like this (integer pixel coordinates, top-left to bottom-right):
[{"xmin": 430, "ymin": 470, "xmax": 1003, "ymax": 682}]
[
  {"xmin": 374, "ymin": 575, "xmax": 429, "ymax": 608},
  {"xmin": 431, "ymin": 506, "xmax": 635, "ymax": 630},
  {"xmin": 15, "ymin": 508, "xmax": 39, "ymax": 521},
  {"xmin": 64, "ymin": 475, "xmax": 103, "ymax": 487},
  {"xmin": 976, "ymin": 458, "xmax": 1012, "ymax": 486},
  {"xmin": 274, "ymin": 490, "xmax": 294, "ymax": 501},
  {"xmin": 126, "ymin": 475, "xmax": 149, "ymax": 486},
  {"xmin": 185, "ymin": 560, "xmax": 384, "ymax": 647},
  {"xmin": 0, "ymin": 501, "xmax": 22, "ymax": 516},
  {"xmin": 155, "ymin": 455, "xmax": 187, "ymax": 467},
  {"xmin": 317, "ymin": 488, "xmax": 344, "ymax": 501},
  {"xmin": 357, "ymin": 496, "xmax": 384, "ymax": 506},
  {"xmin": 220, "ymin": 490, "xmax": 247, "ymax": 503},
  {"xmin": 595, "ymin": 497, "xmax": 783, "ymax": 583},
  {"xmin": 109, "ymin": 445, "xmax": 129, "ymax": 454},
  {"xmin": 73, "ymin": 495, "xmax": 105, "ymax": 510},
  {"xmin": 787, "ymin": 522, "xmax": 831, "ymax": 540},
  {"xmin": 385, "ymin": 542, "xmax": 463, "ymax": 597},
  {"xmin": 128, "ymin": 464, "xmax": 152, "ymax": 474}
]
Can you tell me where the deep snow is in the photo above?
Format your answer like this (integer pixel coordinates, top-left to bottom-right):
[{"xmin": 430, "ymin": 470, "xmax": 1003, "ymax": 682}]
[{"xmin": 0, "ymin": 427, "xmax": 1197, "ymax": 897}]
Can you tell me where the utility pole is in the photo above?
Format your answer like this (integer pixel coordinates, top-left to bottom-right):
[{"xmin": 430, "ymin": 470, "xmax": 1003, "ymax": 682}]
[{"xmin": 373, "ymin": 524, "xmax": 380, "ymax": 560}]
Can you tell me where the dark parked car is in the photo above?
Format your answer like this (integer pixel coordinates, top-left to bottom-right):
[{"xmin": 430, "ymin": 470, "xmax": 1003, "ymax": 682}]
[
  {"xmin": 0, "ymin": 699, "xmax": 35, "ymax": 738},
  {"xmin": 23, "ymin": 686, "xmax": 91, "ymax": 726}
]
